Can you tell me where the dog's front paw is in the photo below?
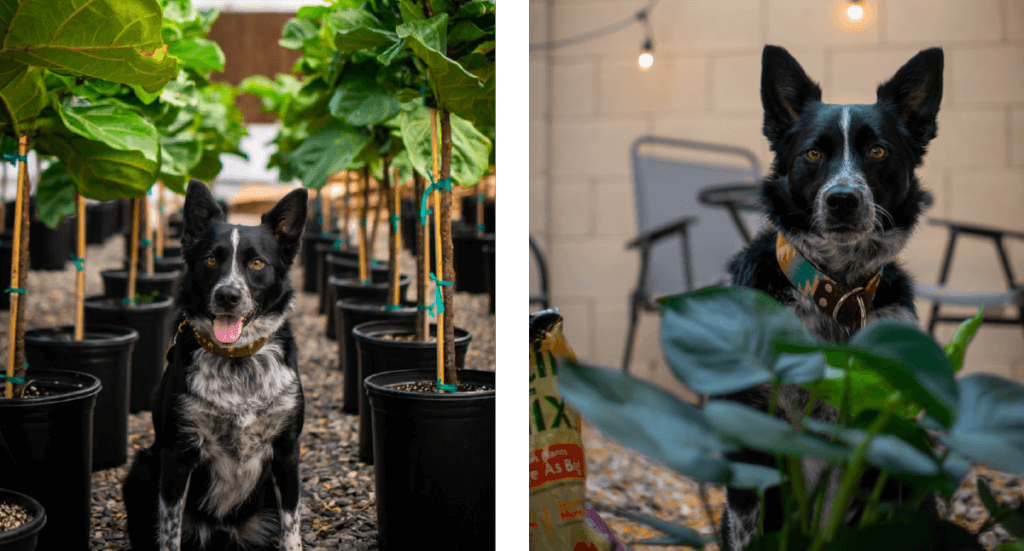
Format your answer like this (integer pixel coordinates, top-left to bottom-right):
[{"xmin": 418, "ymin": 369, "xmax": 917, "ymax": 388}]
[{"xmin": 281, "ymin": 510, "xmax": 302, "ymax": 551}]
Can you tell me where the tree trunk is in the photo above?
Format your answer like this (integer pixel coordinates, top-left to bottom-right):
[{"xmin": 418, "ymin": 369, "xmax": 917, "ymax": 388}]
[
  {"xmin": 6, "ymin": 137, "xmax": 30, "ymax": 398},
  {"xmin": 127, "ymin": 198, "xmax": 140, "ymax": 304},
  {"xmin": 439, "ymin": 110, "xmax": 456, "ymax": 386}
]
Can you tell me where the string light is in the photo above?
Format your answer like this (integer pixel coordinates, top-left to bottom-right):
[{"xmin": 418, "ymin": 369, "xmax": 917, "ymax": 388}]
[
  {"xmin": 846, "ymin": 1, "xmax": 864, "ymax": 22},
  {"xmin": 530, "ymin": 0, "xmax": 659, "ymax": 74}
]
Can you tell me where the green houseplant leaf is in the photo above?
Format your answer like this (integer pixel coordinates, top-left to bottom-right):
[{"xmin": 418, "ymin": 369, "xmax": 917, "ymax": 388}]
[
  {"xmin": 396, "ymin": 14, "xmax": 494, "ymax": 129},
  {"xmin": 329, "ymin": 75, "xmax": 401, "ymax": 126},
  {"xmin": 0, "ymin": 0, "xmax": 178, "ymax": 93},
  {"xmin": 58, "ymin": 101, "xmax": 160, "ymax": 163},
  {"xmin": 977, "ymin": 478, "xmax": 1024, "ymax": 538},
  {"xmin": 399, "ymin": 102, "xmax": 491, "ymax": 186},
  {"xmin": 290, "ymin": 121, "xmax": 372, "ymax": 190},
  {"xmin": 801, "ymin": 417, "xmax": 938, "ymax": 477},
  {"xmin": 704, "ymin": 401, "xmax": 851, "ymax": 462},
  {"xmin": 658, "ymin": 287, "xmax": 825, "ymax": 395},
  {"xmin": 557, "ymin": 359, "xmax": 782, "ymax": 491},
  {"xmin": 0, "ymin": 62, "xmax": 46, "ymax": 135},
  {"xmin": 328, "ymin": 8, "xmax": 398, "ymax": 52},
  {"xmin": 35, "ymin": 128, "xmax": 158, "ymax": 200},
  {"xmin": 944, "ymin": 305, "xmax": 984, "ymax": 373},
  {"xmin": 35, "ymin": 161, "xmax": 76, "ymax": 229},
  {"xmin": 159, "ymin": 132, "xmax": 202, "ymax": 193},
  {"xmin": 930, "ymin": 374, "xmax": 1024, "ymax": 473},
  {"xmin": 167, "ymin": 37, "xmax": 225, "ymax": 72}
]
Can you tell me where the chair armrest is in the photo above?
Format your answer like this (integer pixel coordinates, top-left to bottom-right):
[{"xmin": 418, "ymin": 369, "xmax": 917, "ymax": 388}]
[
  {"xmin": 928, "ymin": 218, "xmax": 1024, "ymax": 241},
  {"xmin": 625, "ymin": 216, "xmax": 698, "ymax": 250}
]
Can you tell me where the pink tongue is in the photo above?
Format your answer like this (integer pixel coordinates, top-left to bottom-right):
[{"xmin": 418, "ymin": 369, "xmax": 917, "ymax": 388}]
[{"xmin": 213, "ymin": 316, "xmax": 243, "ymax": 344}]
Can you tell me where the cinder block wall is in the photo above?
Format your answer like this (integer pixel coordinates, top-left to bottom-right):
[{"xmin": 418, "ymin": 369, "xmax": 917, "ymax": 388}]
[{"xmin": 530, "ymin": 0, "xmax": 1024, "ymax": 398}]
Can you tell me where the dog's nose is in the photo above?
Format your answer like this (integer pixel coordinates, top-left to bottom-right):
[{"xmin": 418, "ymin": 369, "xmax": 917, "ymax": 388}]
[
  {"xmin": 214, "ymin": 287, "xmax": 243, "ymax": 308},
  {"xmin": 825, "ymin": 191, "xmax": 861, "ymax": 213}
]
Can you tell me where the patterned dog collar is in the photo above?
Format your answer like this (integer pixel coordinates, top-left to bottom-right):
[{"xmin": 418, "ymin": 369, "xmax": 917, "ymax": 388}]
[
  {"xmin": 775, "ymin": 232, "xmax": 883, "ymax": 331},
  {"xmin": 191, "ymin": 324, "xmax": 268, "ymax": 359}
]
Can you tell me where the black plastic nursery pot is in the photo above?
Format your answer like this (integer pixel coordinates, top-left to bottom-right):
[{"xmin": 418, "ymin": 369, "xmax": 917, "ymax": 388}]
[
  {"xmin": 0, "ymin": 488, "xmax": 47, "ymax": 551},
  {"xmin": 317, "ymin": 243, "xmax": 362, "ymax": 314},
  {"xmin": 124, "ymin": 238, "xmax": 182, "ymax": 261},
  {"xmin": 0, "ymin": 370, "xmax": 101, "ymax": 551},
  {"xmin": 365, "ymin": 368, "xmax": 494, "ymax": 551},
  {"xmin": 24, "ymin": 325, "xmax": 138, "ymax": 472},
  {"xmin": 126, "ymin": 255, "xmax": 185, "ymax": 274},
  {"xmin": 460, "ymin": 195, "xmax": 496, "ymax": 234},
  {"xmin": 452, "ymin": 231, "xmax": 495, "ymax": 293},
  {"xmin": 335, "ymin": 299, "xmax": 418, "ymax": 414},
  {"xmin": 325, "ymin": 274, "xmax": 410, "ymax": 341},
  {"xmin": 300, "ymin": 230, "xmax": 340, "ymax": 293},
  {"xmin": 84, "ymin": 296, "xmax": 175, "ymax": 412},
  {"xmin": 85, "ymin": 201, "xmax": 116, "ymax": 244},
  {"xmin": 352, "ymin": 321, "xmax": 472, "ymax": 463},
  {"xmin": 28, "ymin": 215, "xmax": 74, "ymax": 271},
  {"xmin": 100, "ymin": 269, "xmax": 181, "ymax": 302}
]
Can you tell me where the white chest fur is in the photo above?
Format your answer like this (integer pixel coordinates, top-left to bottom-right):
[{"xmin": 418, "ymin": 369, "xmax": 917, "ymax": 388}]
[{"xmin": 179, "ymin": 343, "xmax": 300, "ymax": 518}]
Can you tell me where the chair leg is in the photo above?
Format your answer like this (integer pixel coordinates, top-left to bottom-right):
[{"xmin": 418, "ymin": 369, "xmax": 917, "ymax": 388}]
[{"xmin": 623, "ymin": 246, "xmax": 652, "ymax": 373}]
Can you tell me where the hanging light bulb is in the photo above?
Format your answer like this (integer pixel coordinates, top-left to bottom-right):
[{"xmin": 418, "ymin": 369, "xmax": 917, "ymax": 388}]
[
  {"xmin": 845, "ymin": 1, "xmax": 865, "ymax": 22},
  {"xmin": 638, "ymin": 38, "xmax": 654, "ymax": 71}
]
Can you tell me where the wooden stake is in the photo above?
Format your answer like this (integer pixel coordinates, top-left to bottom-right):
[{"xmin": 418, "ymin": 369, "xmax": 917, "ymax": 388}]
[
  {"xmin": 358, "ymin": 168, "xmax": 369, "ymax": 284},
  {"xmin": 430, "ymin": 108, "xmax": 447, "ymax": 390},
  {"xmin": 477, "ymin": 178, "xmax": 486, "ymax": 237},
  {"xmin": 74, "ymin": 191, "xmax": 86, "ymax": 341},
  {"xmin": 369, "ymin": 181, "xmax": 383, "ymax": 257},
  {"xmin": 156, "ymin": 181, "xmax": 165, "ymax": 259},
  {"xmin": 343, "ymin": 171, "xmax": 352, "ymax": 245},
  {"xmin": 414, "ymin": 172, "xmax": 428, "ymax": 341},
  {"xmin": 127, "ymin": 198, "xmax": 140, "ymax": 305},
  {"xmin": 439, "ymin": 109, "xmax": 456, "ymax": 388},
  {"xmin": 322, "ymin": 179, "xmax": 331, "ymax": 235},
  {"xmin": 389, "ymin": 166, "xmax": 401, "ymax": 308},
  {"xmin": 6, "ymin": 136, "xmax": 29, "ymax": 398}
]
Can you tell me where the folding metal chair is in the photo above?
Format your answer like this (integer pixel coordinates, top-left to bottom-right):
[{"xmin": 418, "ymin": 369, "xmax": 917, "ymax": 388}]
[
  {"xmin": 623, "ymin": 136, "xmax": 762, "ymax": 372},
  {"xmin": 915, "ymin": 219, "xmax": 1024, "ymax": 337}
]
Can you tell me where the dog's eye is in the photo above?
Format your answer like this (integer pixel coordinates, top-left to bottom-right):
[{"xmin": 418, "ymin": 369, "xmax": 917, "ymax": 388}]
[
  {"xmin": 869, "ymin": 146, "xmax": 886, "ymax": 159},
  {"xmin": 250, "ymin": 259, "xmax": 265, "ymax": 270},
  {"xmin": 204, "ymin": 255, "xmax": 216, "ymax": 267},
  {"xmin": 806, "ymin": 149, "xmax": 822, "ymax": 162}
]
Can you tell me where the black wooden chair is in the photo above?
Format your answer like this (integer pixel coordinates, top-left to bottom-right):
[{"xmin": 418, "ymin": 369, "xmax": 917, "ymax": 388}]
[{"xmin": 915, "ymin": 219, "xmax": 1024, "ymax": 336}]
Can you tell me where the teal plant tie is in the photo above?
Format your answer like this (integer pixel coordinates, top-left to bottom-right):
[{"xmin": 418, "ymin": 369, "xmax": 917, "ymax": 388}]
[
  {"xmin": 332, "ymin": 239, "xmax": 344, "ymax": 250},
  {"xmin": 1, "ymin": 153, "xmax": 26, "ymax": 166},
  {"xmin": 140, "ymin": 238, "xmax": 151, "ymax": 247},
  {"xmin": 419, "ymin": 171, "xmax": 453, "ymax": 226},
  {"xmin": 4, "ymin": 288, "xmax": 24, "ymax": 295},
  {"xmin": 0, "ymin": 374, "xmax": 25, "ymax": 385},
  {"xmin": 371, "ymin": 259, "xmax": 382, "ymax": 266},
  {"xmin": 360, "ymin": 278, "xmax": 371, "ymax": 285},
  {"xmin": 122, "ymin": 297, "xmax": 136, "ymax": 306},
  {"xmin": 389, "ymin": 215, "xmax": 400, "ymax": 233},
  {"xmin": 154, "ymin": 255, "xmax": 163, "ymax": 262},
  {"xmin": 417, "ymin": 303, "xmax": 430, "ymax": 313},
  {"xmin": 477, "ymin": 223, "xmax": 486, "ymax": 233},
  {"xmin": 359, "ymin": 219, "xmax": 367, "ymax": 228},
  {"xmin": 69, "ymin": 255, "xmax": 84, "ymax": 272},
  {"xmin": 436, "ymin": 378, "xmax": 458, "ymax": 393},
  {"xmin": 426, "ymin": 272, "xmax": 452, "ymax": 317},
  {"xmin": 477, "ymin": 193, "xmax": 484, "ymax": 202},
  {"xmin": 385, "ymin": 304, "xmax": 404, "ymax": 311}
]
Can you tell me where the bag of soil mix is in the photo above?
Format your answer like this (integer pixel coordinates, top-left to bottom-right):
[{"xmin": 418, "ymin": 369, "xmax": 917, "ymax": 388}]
[{"xmin": 529, "ymin": 309, "xmax": 627, "ymax": 551}]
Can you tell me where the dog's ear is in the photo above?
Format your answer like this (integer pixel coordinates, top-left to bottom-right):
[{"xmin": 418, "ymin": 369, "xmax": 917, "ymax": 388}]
[
  {"xmin": 876, "ymin": 48, "xmax": 943, "ymax": 143},
  {"xmin": 262, "ymin": 187, "xmax": 308, "ymax": 260},
  {"xmin": 181, "ymin": 180, "xmax": 224, "ymax": 249},
  {"xmin": 761, "ymin": 45, "xmax": 822, "ymax": 147}
]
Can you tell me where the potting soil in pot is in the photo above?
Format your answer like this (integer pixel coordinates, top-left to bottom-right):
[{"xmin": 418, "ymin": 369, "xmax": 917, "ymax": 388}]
[{"xmin": 0, "ymin": 504, "xmax": 31, "ymax": 531}]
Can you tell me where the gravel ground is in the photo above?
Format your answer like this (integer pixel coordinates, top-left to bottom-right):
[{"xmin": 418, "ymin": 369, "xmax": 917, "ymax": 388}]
[
  {"xmin": 583, "ymin": 420, "xmax": 1023, "ymax": 550},
  {"xmin": 0, "ymin": 228, "xmax": 494, "ymax": 550}
]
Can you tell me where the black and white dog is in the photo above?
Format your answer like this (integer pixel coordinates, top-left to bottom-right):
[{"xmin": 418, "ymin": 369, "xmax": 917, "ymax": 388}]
[
  {"xmin": 717, "ymin": 46, "xmax": 944, "ymax": 550},
  {"xmin": 124, "ymin": 180, "xmax": 307, "ymax": 551}
]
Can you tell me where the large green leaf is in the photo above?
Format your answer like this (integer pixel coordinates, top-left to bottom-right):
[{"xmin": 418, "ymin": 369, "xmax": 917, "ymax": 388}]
[
  {"xmin": 399, "ymin": 102, "xmax": 491, "ymax": 186},
  {"xmin": 35, "ymin": 130, "xmax": 157, "ymax": 200},
  {"xmin": 328, "ymin": 8, "xmax": 398, "ymax": 52},
  {"xmin": 0, "ymin": 61, "xmax": 45, "ymax": 135},
  {"xmin": 658, "ymin": 287, "xmax": 825, "ymax": 395},
  {"xmin": 396, "ymin": 14, "xmax": 494, "ymax": 129},
  {"xmin": 0, "ymin": 0, "xmax": 177, "ymax": 92},
  {"xmin": 279, "ymin": 17, "xmax": 319, "ymax": 50},
  {"xmin": 557, "ymin": 359, "xmax": 782, "ymax": 491},
  {"xmin": 329, "ymin": 76, "xmax": 401, "ymax": 126},
  {"xmin": 932, "ymin": 374, "xmax": 1024, "ymax": 473},
  {"xmin": 36, "ymin": 161, "xmax": 75, "ymax": 229},
  {"xmin": 159, "ymin": 132, "xmax": 202, "ymax": 194},
  {"xmin": 189, "ymin": 148, "xmax": 221, "ymax": 182},
  {"xmin": 801, "ymin": 417, "xmax": 937, "ymax": 476},
  {"xmin": 289, "ymin": 122, "xmax": 371, "ymax": 190},
  {"xmin": 58, "ymin": 101, "xmax": 159, "ymax": 163},
  {"xmin": 167, "ymin": 37, "xmax": 225, "ymax": 72},
  {"xmin": 704, "ymin": 401, "xmax": 851, "ymax": 462}
]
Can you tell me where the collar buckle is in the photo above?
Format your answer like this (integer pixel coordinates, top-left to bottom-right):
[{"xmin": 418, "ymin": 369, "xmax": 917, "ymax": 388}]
[{"xmin": 833, "ymin": 287, "xmax": 868, "ymax": 330}]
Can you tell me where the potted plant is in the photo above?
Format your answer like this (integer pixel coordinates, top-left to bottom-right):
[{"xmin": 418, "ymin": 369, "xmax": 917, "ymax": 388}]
[
  {"xmin": 0, "ymin": 1, "xmax": 178, "ymax": 549},
  {"xmin": 556, "ymin": 286, "xmax": 1024, "ymax": 551},
  {"xmin": 0, "ymin": 488, "xmax": 47, "ymax": 551}
]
